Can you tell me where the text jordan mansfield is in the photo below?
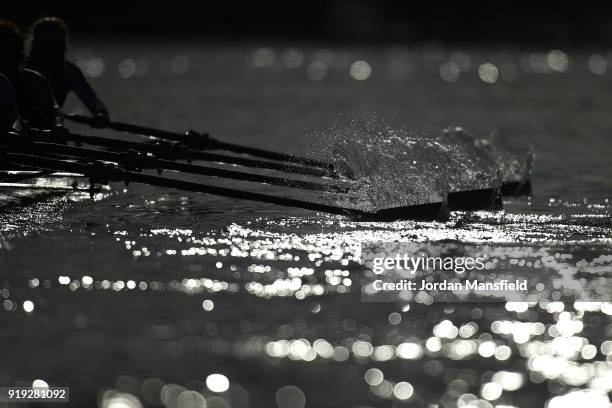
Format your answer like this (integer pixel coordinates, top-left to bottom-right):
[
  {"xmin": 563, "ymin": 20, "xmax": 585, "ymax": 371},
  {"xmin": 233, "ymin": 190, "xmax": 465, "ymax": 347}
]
[{"xmin": 372, "ymin": 279, "xmax": 528, "ymax": 292}]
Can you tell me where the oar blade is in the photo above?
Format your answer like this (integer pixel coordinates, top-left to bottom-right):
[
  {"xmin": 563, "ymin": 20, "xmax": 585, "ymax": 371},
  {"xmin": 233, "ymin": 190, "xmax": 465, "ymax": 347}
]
[
  {"xmin": 448, "ymin": 187, "xmax": 502, "ymax": 211},
  {"xmin": 351, "ymin": 201, "xmax": 447, "ymax": 222},
  {"xmin": 500, "ymin": 179, "xmax": 532, "ymax": 196}
]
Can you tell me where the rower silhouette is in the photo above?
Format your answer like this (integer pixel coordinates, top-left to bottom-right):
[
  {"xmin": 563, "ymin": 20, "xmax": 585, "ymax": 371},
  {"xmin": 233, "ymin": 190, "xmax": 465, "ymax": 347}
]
[
  {"xmin": 25, "ymin": 17, "xmax": 109, "ymax": 128},
  {"xmin": 0, "ymin": 20, "xmax": 62, "ymax": 130}
]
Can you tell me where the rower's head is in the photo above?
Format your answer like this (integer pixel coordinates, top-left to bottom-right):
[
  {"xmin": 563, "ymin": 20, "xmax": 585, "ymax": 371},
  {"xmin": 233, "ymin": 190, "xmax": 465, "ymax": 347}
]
[
  {"xmin": 28, "ymin": 17, "xmax": 68, "ymax": 67},
  {"xmin": 0, "ymin": 20, "xmax": 25, "ymax": 75}
]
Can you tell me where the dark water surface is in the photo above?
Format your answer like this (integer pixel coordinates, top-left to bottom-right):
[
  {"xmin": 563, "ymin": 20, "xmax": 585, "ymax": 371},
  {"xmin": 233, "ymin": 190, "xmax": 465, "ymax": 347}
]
[{"xmin": 1, "ymin": 43, "xmax": 611, "ymax": 407}]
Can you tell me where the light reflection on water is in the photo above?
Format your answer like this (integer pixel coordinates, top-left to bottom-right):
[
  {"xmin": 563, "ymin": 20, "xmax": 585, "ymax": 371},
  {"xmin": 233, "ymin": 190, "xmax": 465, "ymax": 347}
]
[
  {"xmin": 0, "ymin": 194, "xmax": 610, "ymax": 407},
  {"xmin": 1, "ymin": 44, "xmax": 612, "ymax": 407}
]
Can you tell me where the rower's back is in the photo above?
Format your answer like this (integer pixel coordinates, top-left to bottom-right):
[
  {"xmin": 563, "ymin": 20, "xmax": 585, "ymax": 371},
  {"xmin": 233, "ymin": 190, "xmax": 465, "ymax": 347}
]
[
  {"xmin": 0, "ymin": 20, "xmax": 61, "ymax": 129},
  {"xmin": 14, "ymin": 68, "xmax": 62, "ymax": 129}
]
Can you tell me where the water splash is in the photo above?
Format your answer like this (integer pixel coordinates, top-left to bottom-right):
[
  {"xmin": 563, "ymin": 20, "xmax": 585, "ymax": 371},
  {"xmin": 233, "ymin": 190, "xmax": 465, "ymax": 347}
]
[{"xmin": 307, "ymin": 116, "xmax": 532, "ymax": 211}]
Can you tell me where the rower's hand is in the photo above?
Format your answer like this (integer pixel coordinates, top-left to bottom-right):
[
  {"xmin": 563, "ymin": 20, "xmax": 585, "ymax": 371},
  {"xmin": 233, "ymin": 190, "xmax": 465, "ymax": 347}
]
[
  {"xmin": 185, "ymin": 129, "xmax": 212, "ymax": 149},
  {"xmin": 91, "ymin": 112, "xmax": 110, "ymax": 129}
]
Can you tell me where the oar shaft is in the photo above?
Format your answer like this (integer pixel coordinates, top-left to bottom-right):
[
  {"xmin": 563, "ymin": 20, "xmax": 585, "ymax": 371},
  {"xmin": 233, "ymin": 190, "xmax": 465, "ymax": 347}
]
[
  {"xmin": 4, "ymin": 152, "xmax": 355, "ymax": 217},
  {"xmin": 129, "ymin": 172, "xmax": 348, "ymax": 215},
  {"xmin": 63, "ymin": 115, "xmax": 532, "ymax": 197},
  {"xmin": 33, "ymin": 129, "xmax": 337, "ymax": 178},
  {"xmin": 208, "ymin": 140, "xmax": 333, "ymax": 169},
  {"xmin": 158, "ymin": 159, "xmax": 347, "ymax": 193},
  {"xmin": 65, "ymin": 113, "xmax": 333, "ymax": 170},
  {"xmin": 66, "ymin": 113, "xmax": 180, "ymax": 140},
  {"xmin": 186, "ymin": 150, "xmax": 332, "ymax": 177},
  {"xmin": 25, "ymin": 141, "xmax": 348, "ymax": 193}
]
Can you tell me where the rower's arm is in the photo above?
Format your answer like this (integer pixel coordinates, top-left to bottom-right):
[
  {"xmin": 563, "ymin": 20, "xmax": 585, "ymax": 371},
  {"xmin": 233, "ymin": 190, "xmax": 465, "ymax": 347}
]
[{"xmin": 65, "ymin": 61, "xmax": 109, "ymax": 117}]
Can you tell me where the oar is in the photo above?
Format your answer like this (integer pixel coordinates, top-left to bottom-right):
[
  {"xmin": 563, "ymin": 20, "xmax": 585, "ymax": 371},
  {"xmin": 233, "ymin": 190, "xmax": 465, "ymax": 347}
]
[
  {"xmin": 64, "ymin": 115, "xmax": 535, "ymax": 197},
  {"xmin": 23, "ymin": 133, "xmax": 504, "ymax": 211},
  {"xmin": 64, "ymin": 113, "xmax": 334, "ymax": 171},
  {"xmin": 500, "ymin": 179, "xmax": 532, "ymax": 196},
  {"xmin": 2, "ymin": 152, "xmax": 446, "ymax": 222},
  {"xmin": 32, "ymin": 128, "xmax": 338, "ymax": 178},
  {"xmin": 447, "ymin": 187, "xmax": 502, "ymax": 211},
  {"xmin": 500, "ymin": 151, "xmax": 534, "ymax": 196},
  {"xmin": 24, "ymin": 139, "xmax": 506, "ymax": 211},
  {"xmin": 0, "ymin": 169, "xmax": 56, "ymax": 183},
  {"xmin": 56, "ymin": 120, "xmax": 534, "ymax": 197},
  {"xmin": 21, "ymin": 140, "xmax": 349, "ymax": 193},
  {"xmin": 0, "ymin": 182, "xmax": 101, "ymax": 193}
]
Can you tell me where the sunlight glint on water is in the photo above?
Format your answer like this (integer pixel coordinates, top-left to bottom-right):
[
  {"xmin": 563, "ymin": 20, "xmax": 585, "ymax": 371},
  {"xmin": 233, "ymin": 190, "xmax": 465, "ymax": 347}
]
[{"xmin": 0, "ymin": 44, "xmax": 610, "ymax": 407}]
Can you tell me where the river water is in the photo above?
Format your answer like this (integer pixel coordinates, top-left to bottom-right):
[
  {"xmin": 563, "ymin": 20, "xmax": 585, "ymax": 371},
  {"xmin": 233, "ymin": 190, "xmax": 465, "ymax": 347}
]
[{"xmin": 0, "ymin": 43, "xmax": 611, "ymax": 407}]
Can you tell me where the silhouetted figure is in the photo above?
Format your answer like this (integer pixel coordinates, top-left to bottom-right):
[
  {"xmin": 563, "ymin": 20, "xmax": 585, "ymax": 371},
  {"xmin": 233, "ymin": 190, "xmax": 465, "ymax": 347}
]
[
  {"xmin": 0, "ymin": 73, "xmax": 19, "ymax": 134},
  {"xmin": 0, "ymin": 20, "xmax": 62, "ymax": 129},
  {"xmin": 26, "ymin": 17, "xmax": 109, "ymax": 127}
]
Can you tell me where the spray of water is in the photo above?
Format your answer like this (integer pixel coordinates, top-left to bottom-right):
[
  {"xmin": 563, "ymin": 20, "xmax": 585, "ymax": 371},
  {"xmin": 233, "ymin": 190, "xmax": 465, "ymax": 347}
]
[{"xmin": 307, "ymin": 115, "xmax": 532, "ymax": 212}]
